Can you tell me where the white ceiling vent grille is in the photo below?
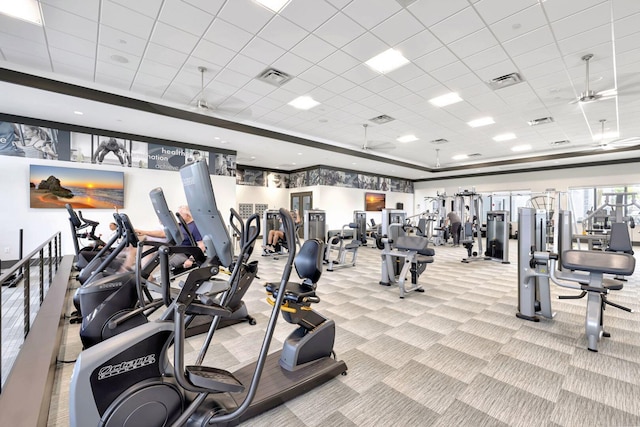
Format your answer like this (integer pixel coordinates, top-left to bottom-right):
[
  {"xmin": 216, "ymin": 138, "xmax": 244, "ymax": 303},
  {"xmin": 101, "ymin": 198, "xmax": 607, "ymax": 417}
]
[
  {"xmin": 369, "ymin": 114, "xmax": 395, "ymax": 125},
  {"xmin": 256, "ymin": 68, "xmax": 292, "ymax": 86},
  {"xmin": 487, "ymin": 73, "xmax": 524, "ymax": 90},
  {"xmin": 430, "ymin": 138, "xmax": 449, "ymax": 144},
  {"xmin": 550, "ymin": 140, "xmax": 571, "ymax": 146},
  {"xmin": 528, "ymin": 117, "xmax": 554, "ymax": 126}
]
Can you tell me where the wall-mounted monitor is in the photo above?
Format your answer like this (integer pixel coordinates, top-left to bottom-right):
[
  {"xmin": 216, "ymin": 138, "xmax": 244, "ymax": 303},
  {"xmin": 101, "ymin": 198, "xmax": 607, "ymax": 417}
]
[
  {"xmin": 365, "ymin": 192, "xmax": 385, "ymax": 211},
  {"xmin": 30, "ymin": 164, "xmax": 124, "ymax": 209}
]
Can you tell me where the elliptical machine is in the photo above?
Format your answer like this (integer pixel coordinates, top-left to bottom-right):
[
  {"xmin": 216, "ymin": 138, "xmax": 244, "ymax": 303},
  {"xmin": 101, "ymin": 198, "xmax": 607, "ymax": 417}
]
[{"xmin": 70, "ymin": 161, "xmax": 347, "ymax": 426}]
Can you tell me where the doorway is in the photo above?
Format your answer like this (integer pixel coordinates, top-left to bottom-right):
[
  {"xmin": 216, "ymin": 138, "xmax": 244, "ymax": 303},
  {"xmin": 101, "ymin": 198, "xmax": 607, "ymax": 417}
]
[{"xmin": 291, "ymin": 191, "xmax": 313, "ymax": 237}]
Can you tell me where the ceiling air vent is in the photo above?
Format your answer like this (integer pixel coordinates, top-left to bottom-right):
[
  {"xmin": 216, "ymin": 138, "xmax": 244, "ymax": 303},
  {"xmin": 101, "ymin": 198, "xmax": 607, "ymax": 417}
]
[
  {"xmin": 528, "ymin": 117, "xmax": 554, "ymax": 126},
  {"xmin": 487, "ymin": 72, "xmax": 523, "ymax": 90},
  {"xmin": 369, "ymin": 114, "xmax": 395, "ymax": 125},
  {"xmin": 256, "ymin": 67, "xmax": 292, "ymax": 86},
  {"xmin": 550, "ymin": 140, "xmax": 570, "ymax": 146},
  {"xmin": 430, "ymin": 138, "xmax": 449, "ymax": 145},
  {"xmin": 467, "ymin": 153, "xmax": 482, "ymax": 157}
]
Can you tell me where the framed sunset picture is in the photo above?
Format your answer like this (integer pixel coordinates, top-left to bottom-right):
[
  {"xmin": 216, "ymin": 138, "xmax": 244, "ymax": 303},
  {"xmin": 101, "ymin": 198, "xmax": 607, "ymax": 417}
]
[{"xmin": 29, "ymin": 164, "xmax": 124, "ymax": 209}]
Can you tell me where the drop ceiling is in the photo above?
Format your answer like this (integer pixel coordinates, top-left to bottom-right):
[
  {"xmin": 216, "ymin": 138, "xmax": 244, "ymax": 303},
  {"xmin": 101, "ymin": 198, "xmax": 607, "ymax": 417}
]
[{"xmin": 0, "ymin": 0, "xmax": 639, "ymax": 181}]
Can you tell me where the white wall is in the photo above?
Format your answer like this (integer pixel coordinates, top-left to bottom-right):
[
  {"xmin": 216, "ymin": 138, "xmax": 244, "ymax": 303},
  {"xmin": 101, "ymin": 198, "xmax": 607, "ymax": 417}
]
[
  {"xmin": 414, "ymin": 163, "xmax": 640, "ymax": 209},
  {"xmin": 0, "ymin": 154, "xmax": 236, "ymax": 260},
  {"xmin": 235, "ymin": 185, "xmax": 289, "ymax": 212}
]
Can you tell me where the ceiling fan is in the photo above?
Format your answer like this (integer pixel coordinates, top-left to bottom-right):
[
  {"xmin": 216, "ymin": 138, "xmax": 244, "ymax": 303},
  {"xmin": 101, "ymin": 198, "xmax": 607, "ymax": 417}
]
[
  {"xmin": 591, "ymin": 119, "xmax": 640, "ymax": 150},
  {"xmin": 190, "ymin": 66, "xmax": 251, "ymax": 120},
  {"xmin": 570, "ymin": 54, "xmax": 617, "ymax": 104},
  {"xmin": 360, "ymin": 124, "xmax": 395, "ymax": 151}
]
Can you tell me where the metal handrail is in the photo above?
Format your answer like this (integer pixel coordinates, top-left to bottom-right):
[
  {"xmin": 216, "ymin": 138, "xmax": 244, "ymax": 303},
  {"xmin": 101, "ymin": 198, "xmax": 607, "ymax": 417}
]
[{"xmin": 0, "ymin": 231, "xmax": 63, "ymax": 392}]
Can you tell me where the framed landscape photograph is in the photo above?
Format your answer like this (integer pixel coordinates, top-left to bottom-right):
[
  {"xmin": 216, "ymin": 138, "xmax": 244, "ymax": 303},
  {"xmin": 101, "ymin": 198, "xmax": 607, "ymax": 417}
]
[{"xmin": 30, "ymin": 164, "xmax": 124, "ymax": 209}]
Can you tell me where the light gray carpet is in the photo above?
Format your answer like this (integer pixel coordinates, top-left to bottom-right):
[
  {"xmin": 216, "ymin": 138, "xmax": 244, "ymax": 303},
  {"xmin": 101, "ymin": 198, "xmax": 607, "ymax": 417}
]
[{"xmin": 48, "ymin": 239, "xmax": 640, "ymax": 426}]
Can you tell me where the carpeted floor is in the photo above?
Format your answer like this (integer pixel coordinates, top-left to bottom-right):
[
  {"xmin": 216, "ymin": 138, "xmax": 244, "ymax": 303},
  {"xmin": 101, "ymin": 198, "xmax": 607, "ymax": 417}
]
[{"xmin": 48, "ymin": 239, "xmax": 640, "ymax": 426}]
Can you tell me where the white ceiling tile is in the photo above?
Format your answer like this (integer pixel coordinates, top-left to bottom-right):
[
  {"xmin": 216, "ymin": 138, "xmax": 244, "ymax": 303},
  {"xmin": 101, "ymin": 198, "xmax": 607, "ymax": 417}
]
[
  {"xmin": 430, "ymin": 7, "xmax": 485, "ymax": 44},
  {"xmin": 307, "ymin": 86, "xmax": 335, "ymax": 102},
  {"xmin": 323, "ymin": 75, "xmax": 357, "ymax": 94},
  {"xmin": 430, "ymin": 61, "xmax": 472, "ymax": 82},
  {"xmin": 403, "ymin": 74, "xmax": 439, "ymax": 92},
  {"xmin": 0, "ymin": 30, "xmax": 45, "ymax": 58},
  {"xmin": 395, "ymin": 30, "xmax": 443, "ymax": 60},
  {"xmin": 447, "ymin": 28, "xmax": 499, "ymax": 59},
  {"xmin": 543, "ymin": 0, "xmax": 608, "ymax": 22},
  {"xmin": 145, "ymin": 43, "xmax": 189, "ymax": 68},
  {"xmin": 490, "ymin": 5, "xmax": 547, "ymax": 43},
  {"xmin": 462, "ymin": 45, "xmax": 509, "ymax": 71},
  {"xmin": 552, "ymin": 3, "xmax": 612, "ymax": 41},
  {"xmin": 314, "ymin": 12, "xmax": 365, "ymax": 48},
  {"xmin": 342, "ymin": 32, "xmax": 389, "ymax": 62},
  {"xmin": 52, "ymin": 62, "xmax": 94, "ymax": 81},
  {"xmin": 297, "ymin": 66, "xmax": 337, "ymax": 86},
  {"xmin": 1, "ymin": 43, "xmax": 48, "ymax": 64},
  {"xmin": 240, "ymin": 37, "xmax": 285, "ymax": 66},
  {"xmin": 131, "ymin": 72, "xmax": 171, "ymax": 91},
  {"xmin": 138, "ymin": 57, "xmax": 180, "ymax": 79},
  {"xmin": 41, "ymin": 3, "xmax": 98, "ymax": 42},
  {"xmin": 280, "ymin": 0, "xmax": 338, "ymax": 32},
  {"xmin": 99, "ymin": 26, "xmax": 147, "ymax": 57},
  {"xmin": 94, "ymin": 69, "xmax": 132, "ymax": 90},
  {"xmin": 96, "ymin": 59, "xmax": 137, "ymax": 82},
  {"xmin": 414, "ymin": 47, "xmax": 457, "ymax": 72},
  {"xmin": 218, "ymin": 0, "xmax": 273, "ymax": 33},
  {"xmin": 96, "ymin": 45, "xmax": 140, "ymax": 71},
  {"xmin": 280, "ymin": 78, "xmax": 315, "ymax": 96},
  {"xmin": 341, "ymin": 85, "xmax": 374, "ymax": 102},
  {"xmin": 101, "ymin": 2, "xmax": 155, "ymax": 40},
  {"xmin": 271, "ymin": 52, "xmax": 313, "ymax": 75},
  {"xmin": 371, "ymin": 9, "xmax": 424, "ymax": 46},
  {"xmin": 226, "ymin": 54, "xmax": 267, "ymax": 77},
  {"xmin": 501, "ymin": 26, "xmax": 554, "ymax": 58},
  {"xmin": 360, "ymin": 75, "xmax": 396, "ymax": 92},
  {"xmin": 214, "ymin": 68, "xmax": 252, "ymax": 89},
  {"xmin": 342, "ymin": 0, "xmax": 402, "ymax": 29},
  {"xmin": 341, "ymin": 63, "xmax": 378, "ymax": 85},
  {"xmin": 40, "ymin": 0, "xmax": 100, "ymax": 21},
  {"xmin": 181, "ymin": 0, "xmax": 225, "ymax": 15},
  {"xmin": 474, "ymin": 0, "xmax": 539, "ymax": 24},
  {"xmin": 379, "ymin": 84, "xmax": 413, "ymax": 101},
  {"xmin": 259, "ymin": 16, "xmax": 309, "ymax": 50},
  {"xmin": 158, "ymin": 0, "xmax": 214, "ymax": 36},
  {"xmin": 240, "ymin": 79, "xmax": 276, "ymax": 97},
  {"xmin": 613, "ymin": 11, "xmax": 640, "ymax": 39},
  {"xmin": 192, "ymin": 39, "xmax": 236, "ymax": 67},
  {"xmin": 131, "ymin": 80, "xmax": 167, "ymax": 98},
  {"xmin": 475, "ymin": 58, "xmax": 519, "ymax": 81},
  {"xmin": 50, "ymin": 47, "xmax": 94, "ymax": 70},
  {"xmin": 268, "ymin": 87, "xmax": 301, "ymax": 103},
  {"xmin": 108, "ymin": 0, "xmax": 163, "ymax": 19},
  {"xmin": 318, "ymin": 50, "xmax": 360, "ymax": 75},
  {"xmin": 443, "ymin": 72, "xmax": 484, "ymax": 91},
  {"xmin": 203, "ymin": 19, "xmax": 253, "ymax": 52},
  {"xmin": 291, "ymin": 34, "xmax": 336, "ymax": 63},
  {"xmin": 556, "ymin": 26, "xmax": 612, "ymax": 57},
  {"xmin": 0, "ymin": 15, "xmax": 46, "ymax": 43},
  {"xmin": 44, "ymin": 28, "xmax": 95, "ymax": 58},
  {"xmin": 512, "ymin": 43, "xmax": 560, "ymax": 69},
  {"xmin": 520, "ymin": 57, "xmax": 567, "ymax": 81},
  {"xmin": 408, "ymin": 0, "xmax": 469, "ymax": 27},
  {"xmin": 150, "ymin": 22, "xmax": 199, "ymax": 54},
  {"xmin": 386, "ymin": 62, "xmax": 426, "ymax": 83}
]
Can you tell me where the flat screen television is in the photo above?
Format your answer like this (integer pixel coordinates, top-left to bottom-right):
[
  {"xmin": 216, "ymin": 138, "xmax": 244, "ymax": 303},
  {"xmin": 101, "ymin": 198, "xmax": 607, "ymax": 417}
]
[
  {"xmin": 365, "ymin": 192, "xmax": 385, "ymax": 211},
  {"xmin": 30, "ymin": 164, "xmax": 124, "ymax": 209}
]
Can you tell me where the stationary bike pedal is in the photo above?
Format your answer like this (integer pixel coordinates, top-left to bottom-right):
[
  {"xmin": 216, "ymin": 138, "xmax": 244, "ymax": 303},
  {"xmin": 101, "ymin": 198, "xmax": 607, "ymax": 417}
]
[{"xmin": 185, "ymin": 365, "xmax": 245, "ymax": 393}]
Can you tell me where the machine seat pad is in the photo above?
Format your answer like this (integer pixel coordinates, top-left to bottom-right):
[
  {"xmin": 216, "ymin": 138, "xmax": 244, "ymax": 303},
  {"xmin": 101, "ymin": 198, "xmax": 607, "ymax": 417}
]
[
  {"xmin": 603, "ymin": 278, "xmax": 623, "ymax": 291},
  {"xmin": 345, "ymin": 242, "xmax": 360, "ymax": 250},
  {"xmin": 562, "ymin": 250, "xmax": 636, "ymax": 276},
  {"xmin": 265, "ymin": 281, "xmax": 316, "ymax": 300},
  {"xmin": 395, "ymin": 235, "xmax": 431, "ymax": 253},
  {"xmin": 416, "ymin": 255, "xmax": 434, "ymax": 264}
]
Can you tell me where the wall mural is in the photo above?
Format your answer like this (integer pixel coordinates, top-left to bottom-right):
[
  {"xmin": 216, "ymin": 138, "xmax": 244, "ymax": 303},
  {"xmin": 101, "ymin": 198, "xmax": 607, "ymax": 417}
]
[
  {"xmin": 0, "ymin": 120, "xmax": 236, "ymax": 176},
  {"xmin": 238, "ymin": 167, "xmax": 414, "ymax": 193}
]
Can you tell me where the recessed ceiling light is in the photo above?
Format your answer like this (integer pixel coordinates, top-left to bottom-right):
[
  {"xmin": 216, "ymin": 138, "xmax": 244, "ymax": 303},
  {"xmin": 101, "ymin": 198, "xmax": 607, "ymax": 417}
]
[
  {"xmin": 288, "ymin": 95, "xmax": 320, "ymax": 110},
  {"xmin": 352, "ymin": 162, "xmax": 356, "ymax": 165},
  {"xmin": 428, "ymin": 92, "xmax": 463, "ymax": 107},
  {"xmin": 467, "ymin": 117, "xmax": 494, "ymax": 128},
  {"xmin": 511, "ymin": 144, "xmax": 531, "ymax": 152},
  {"xmin": 292, "ymin": 162, "xmax": 296, "ymax": 165},
  {"xmin": 73, "ymin": 111, "xmax": 84, "ymax": 115},
  {"xmin": 220, "ymin": 140, "xmax": 228, "ymax": 144},
  {"xmin": 255, "ymin": 0, "xmax": 290, "ymax": 12},
  {"xmin": 365, "ymin": 49, "xmax": 410, "ymax": 74},
  {"xmin": 452, "ymin": 154, "xmax": 468, "ymax": 160},
  {"xmin": 0, "ymin": 0, "xmax": 42, "ymax": 25},
  {"xmin": 297, "ymin": 152, "xmax": 302, "ymax": 155},
  {"xmin": 493, "ymin": 133, "xmax": 516, "ymax": 142},
  {"xmin": 214, "ymin": 137, "xmax": 220, "ymax": 140},
  {"xmin": 250, "ymin": 156, "xmax": 256, "ymax": 160},
  {"xmin": 397, "ymin": 134, "xmax": 418, "ymax": 143}
]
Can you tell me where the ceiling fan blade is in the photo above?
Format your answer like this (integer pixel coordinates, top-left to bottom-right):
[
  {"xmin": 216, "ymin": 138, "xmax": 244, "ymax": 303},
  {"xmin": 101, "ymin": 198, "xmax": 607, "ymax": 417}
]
[{"xmin": 364, "ymin": 141, "xmax": 395, "ymax": 151}]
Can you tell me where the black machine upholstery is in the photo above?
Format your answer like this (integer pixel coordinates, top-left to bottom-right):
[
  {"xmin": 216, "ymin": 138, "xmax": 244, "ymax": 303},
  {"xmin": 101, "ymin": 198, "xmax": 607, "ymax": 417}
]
[
  {"xmin": 562, "ymin": 250, "xmax": 635, "ymax": 276},
  {"xmin": 606, "ymin": 222, "xmax": 634, "ymax": 254}
]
